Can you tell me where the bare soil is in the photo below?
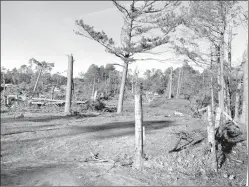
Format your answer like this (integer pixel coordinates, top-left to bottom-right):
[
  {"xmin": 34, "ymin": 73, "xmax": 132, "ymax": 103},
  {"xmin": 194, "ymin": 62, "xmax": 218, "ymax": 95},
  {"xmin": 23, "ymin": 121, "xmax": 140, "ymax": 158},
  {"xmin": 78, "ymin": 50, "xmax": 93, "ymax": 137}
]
[{"xmin": 1, "ymin": 99, "xmax": 247, "ymax": 186}]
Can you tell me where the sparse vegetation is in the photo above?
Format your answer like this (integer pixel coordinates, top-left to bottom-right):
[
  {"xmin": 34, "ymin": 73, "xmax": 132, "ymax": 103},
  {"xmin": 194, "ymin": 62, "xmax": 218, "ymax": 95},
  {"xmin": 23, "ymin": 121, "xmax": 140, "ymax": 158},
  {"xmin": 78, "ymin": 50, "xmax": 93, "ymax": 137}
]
[{"xmin": 1, "ymin": 0, "xmax": 248, "ymax": 186}]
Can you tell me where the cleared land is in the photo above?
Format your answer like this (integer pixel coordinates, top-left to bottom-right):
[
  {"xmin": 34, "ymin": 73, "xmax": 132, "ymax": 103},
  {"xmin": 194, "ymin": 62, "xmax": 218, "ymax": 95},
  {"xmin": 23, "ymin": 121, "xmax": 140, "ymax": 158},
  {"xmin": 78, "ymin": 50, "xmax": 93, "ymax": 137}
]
[{"xmin": 1, "ymin": 99, "xmax": 247, "ymax": 186}]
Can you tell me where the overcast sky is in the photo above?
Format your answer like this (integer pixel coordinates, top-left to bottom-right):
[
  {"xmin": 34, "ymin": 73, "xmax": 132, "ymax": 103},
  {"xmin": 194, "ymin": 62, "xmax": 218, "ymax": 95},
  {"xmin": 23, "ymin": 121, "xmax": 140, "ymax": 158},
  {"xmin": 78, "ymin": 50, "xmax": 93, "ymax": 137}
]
[{"xmin": 1, "ymin": 1, "xmax": 248, "ymax": 77}]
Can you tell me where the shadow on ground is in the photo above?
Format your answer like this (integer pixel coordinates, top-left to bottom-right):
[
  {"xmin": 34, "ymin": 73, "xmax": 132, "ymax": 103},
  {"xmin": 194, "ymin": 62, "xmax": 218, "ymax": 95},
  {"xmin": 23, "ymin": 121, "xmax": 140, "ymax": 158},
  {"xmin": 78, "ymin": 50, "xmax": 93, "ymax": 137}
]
[
  {"xmin": 1, "ymin": 163, "xmax": 80, "ymax": 186},
  {"xmin": 1, "ymin": 113, "xmax": 99, "ymax": 123},
  {"xmin": 2, "ymin": 120, "xmax": 180, "ymax": 144},
  {"xmin": 71, "ymin": 120, "xmax": 179, "ymax": 139}
]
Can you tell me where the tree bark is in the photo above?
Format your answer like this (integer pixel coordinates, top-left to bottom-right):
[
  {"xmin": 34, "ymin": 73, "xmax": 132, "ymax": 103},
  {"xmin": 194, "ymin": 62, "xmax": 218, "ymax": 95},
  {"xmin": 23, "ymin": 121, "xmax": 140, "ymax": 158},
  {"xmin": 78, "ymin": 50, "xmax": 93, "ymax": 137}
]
[
  {"xmin": 176, "ymin": 68, "xmax": 182, "ymax": 99},
  {"xmin": 210, "ymin": 46, "xmax": 214, "ymax": 116},
  {"xmin": 215, "ymin": 107, "xmax": 221, "ymax": 129},
  {"xmin": 168, "ymin": 67, "xmax": 173, "ymax": 99},
  {"xmin": 93, "ymin": 90, "xmax": 98, "ymax": 102},
  {"xmin": 228, "ymin": 25, "xmax": 232, "ymax": 68},
  {"xmin": 243, "ymin": 47, "xmax": 248, "ymax": 185},
  {"xmin": 134, "ymin": 82, "xmax": 143, "ymax": 170},
  {"xmin": 220, "ymin": 36, "xmax": 225, "ymax": 117},
  {"xmin": 92, "ymin": 78, "xmax": 95, "ymax": 100},
  {"xmin": 2, "ymin": 73, "xmax": 6, "ymax": 106},
  {"xmin": 211, "ymin": 77, "xmax": 214, "ymax": 114},
  {"xmin": 226, "ymin": 25, "xmax": 232, "ymax": 118},
  {"xmin": 234, "ymin": 82, "xmax": 241, "ymax": 121},
  {"xmin": 207, "ymin": 105, "xmax": 218, "ymax": 172},
  {"xmin": 117, "ymin": 62, "xmax": 128, "ymax": 114},
  {"xmin": 64, "ymin": 54, "xmax": 74, "ymax": 115},
  {"xmin": 242, "ymin": 46, "xmax": 248, "ymax": 133},
  {"xmin": 33, "ymin": 66, "xmax": 43, "ymax": 95},
  {"xmin": 50, "ymin": 85, "xmax": 55, "ymax": 100}
]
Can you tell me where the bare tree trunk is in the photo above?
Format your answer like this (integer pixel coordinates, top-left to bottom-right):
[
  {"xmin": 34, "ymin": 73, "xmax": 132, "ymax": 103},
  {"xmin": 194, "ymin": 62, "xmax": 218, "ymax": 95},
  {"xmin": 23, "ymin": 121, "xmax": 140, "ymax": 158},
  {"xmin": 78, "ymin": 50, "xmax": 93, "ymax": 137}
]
[
  {"xmin": 176, "ymin": 68, "xmax": 182, "ymax": 99},
  {"xmin": 50, "ymin": 85, "xmax": 55, "ymax": 100},
  {"xmin": 2, "ymin": 73, "xmax": 6, "ymax": 106},
  {"xmin": 33, "ymin": 67, "xmax": 43, "ymax": 95},
  {"xmin": 226, "ymin": 25, "xmax": 232, "ymax": 118},
  {"xmin": 207, "ymin": 105, "xmax": 218, "ymax": 172},
  {"xmin": 215, "ymin": 107, "xmax": 221, "ymax": 129},
  {"xmin": 220, "ymin": 42, "xmax": 225, "ymax": 117},
  {"xmin": 134, "ymin": 82, "xmax": 143, "ymax": 170},
  {"xmin": 168, "ymin": 67, "xmax": 173, "ymax": 99},
  {"xmin": 109, "ymin": 72, "xmax": 112, "ymax": 95},
  {"xmin": 203, "ymin": 71, "xmax": 205, "ymax": 85},
  {"xmin": 234, "ymin": 82, "xmax": 241, "ymax": 121},
  {"xmin": 216, "ymin": 29, "xmax": 225, "ymax": 125},
  {"xmin": 242, "ymin": 47, "xmax": 248, "ymax": 186},
  {"xmin": 228, "ymin": 25, "xmax": 232, "ymax": 68},
  {"xmin": 242, "ymin": 46, "xmax": 248, "ymax": 134},
  {"xmin": 210, "ymin": 45, "xmax": 214, "ymax": 115},
  {"xmin": 92, "ymin": 78, "xmax": 95, "ymax": 100},
  {"xmin": 64, "ymin": 54, "xmax": 74, "ymax": 115},
  {"xmin": 93, "ymin": 90, "xmax": 98, "ymax": 102},
  {"xmin": 132, "ymin": 76, "xmax": 134, "ymax": 95},
  {"xmin": 117, "ymin": 62, "xmax": 128, "ymax": 114},
  {"xmin": 211, "ymin": 77, "xmax": 214, "ymax": 114}
]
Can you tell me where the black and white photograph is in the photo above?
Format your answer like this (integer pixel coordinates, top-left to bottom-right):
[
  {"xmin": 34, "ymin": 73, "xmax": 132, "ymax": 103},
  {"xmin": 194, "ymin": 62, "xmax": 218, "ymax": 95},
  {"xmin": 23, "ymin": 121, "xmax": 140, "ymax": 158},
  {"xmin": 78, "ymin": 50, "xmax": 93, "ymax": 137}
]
[{"xmin": 1, "ymin": 1, "xmax": 248, "ymax": 186}]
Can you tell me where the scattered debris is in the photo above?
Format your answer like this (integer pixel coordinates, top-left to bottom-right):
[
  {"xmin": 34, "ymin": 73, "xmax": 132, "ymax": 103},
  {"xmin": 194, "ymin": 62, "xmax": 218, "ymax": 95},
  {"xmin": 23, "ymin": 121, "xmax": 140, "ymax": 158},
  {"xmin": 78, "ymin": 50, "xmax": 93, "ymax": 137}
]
[
  {"xmin": 169, "ymin": 131, "xmax": 194, "ymax": 153},
  {"xmin": 229, "ymin": 175, "xmax": 235, "ymax": 180},
  {"xmin": 174, "ymin": 111, "xmax": 184, "ymax": 117},
  {"xmin": 228, "ymin": 157, "xmax": 244, "ymax": 164},
  {"xmin": 224, "ymin": 173, "xmax": 228, "ymax": 178},
  {"xmin": 84, "ymin": 152, "xmax": 110, "ymax": 163},
  {"xmin": 192, "ymin": 111, "xmax": 202, "ymax": 118},
  {"xmin": 15, "ymin": 113, "xmax": 24, "ymax": 119}
]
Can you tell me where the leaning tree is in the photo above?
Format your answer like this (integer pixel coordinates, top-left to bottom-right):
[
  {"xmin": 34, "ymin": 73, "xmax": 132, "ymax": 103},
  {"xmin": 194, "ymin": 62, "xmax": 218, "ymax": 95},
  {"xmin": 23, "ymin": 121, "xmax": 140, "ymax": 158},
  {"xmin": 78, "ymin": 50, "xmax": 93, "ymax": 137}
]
[
  {"xmin": 29, "ymin": 58, "xmax": 54, "ymax": 97},
  {"xmin": 74, "ymin": 0, "xmax": 182, "ymax": 113}
]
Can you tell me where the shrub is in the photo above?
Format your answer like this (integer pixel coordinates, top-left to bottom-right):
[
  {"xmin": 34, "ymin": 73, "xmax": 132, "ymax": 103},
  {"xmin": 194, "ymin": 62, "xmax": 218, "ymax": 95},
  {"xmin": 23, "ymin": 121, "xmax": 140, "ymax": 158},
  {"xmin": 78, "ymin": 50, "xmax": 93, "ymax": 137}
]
[{"xmin": 87, "ymin": 99, "xmax": 106, "ymax": 111}]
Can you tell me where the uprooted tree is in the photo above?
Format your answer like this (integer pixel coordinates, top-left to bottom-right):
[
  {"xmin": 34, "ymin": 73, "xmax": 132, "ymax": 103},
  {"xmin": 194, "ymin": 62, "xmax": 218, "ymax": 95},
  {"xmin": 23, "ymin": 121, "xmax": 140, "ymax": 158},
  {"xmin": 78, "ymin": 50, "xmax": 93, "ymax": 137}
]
[{"xmin": 74, "ymin": 0, "xmax": 182, "ymax": 113}]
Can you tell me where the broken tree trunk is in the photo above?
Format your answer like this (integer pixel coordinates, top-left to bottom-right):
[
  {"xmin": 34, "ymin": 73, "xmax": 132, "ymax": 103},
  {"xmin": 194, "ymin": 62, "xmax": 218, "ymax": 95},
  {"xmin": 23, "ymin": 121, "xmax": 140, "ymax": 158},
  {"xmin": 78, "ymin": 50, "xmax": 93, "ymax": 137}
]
[
  {"xmin": 207, "ymin": 105, "xmax": 218, "ymax": 172},
  {"xmin": 134, "ymin": 82, "xmax": 143, "ymax": 170},
  {"xmin": 117, "ymin": 62, "xmax": 128, "ymax": 114},
  {"xmin": 64, "ymin": 54, "xmax": 74, "ymax": 115},
  {"xmin": 176, "ymin": 68, "xmax": 182, "ymax": 99},
  {"xmin": 234, "ymin": 82, "xmax": 241, "ymax": 122},
  {"xmin": 168, "ymin": 67, "xmax": 173, "ymax": 99}
]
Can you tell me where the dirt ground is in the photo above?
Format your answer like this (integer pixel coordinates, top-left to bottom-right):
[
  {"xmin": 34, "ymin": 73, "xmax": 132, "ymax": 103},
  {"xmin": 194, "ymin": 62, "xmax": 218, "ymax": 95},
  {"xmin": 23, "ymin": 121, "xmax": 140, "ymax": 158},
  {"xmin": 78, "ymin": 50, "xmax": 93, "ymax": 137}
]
[{"xmin": 1, "ymin": 98, "xmax": 247, "ymax": 186}]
